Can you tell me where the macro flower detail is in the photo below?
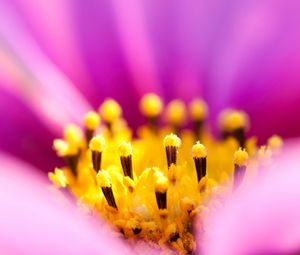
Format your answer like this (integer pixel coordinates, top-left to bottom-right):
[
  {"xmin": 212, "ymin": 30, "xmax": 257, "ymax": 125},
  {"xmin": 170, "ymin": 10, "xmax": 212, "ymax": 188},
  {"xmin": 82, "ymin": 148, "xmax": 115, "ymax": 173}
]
[{"xmin": 49, "ymin": 93, "xmax": 282, "ymax": 254}]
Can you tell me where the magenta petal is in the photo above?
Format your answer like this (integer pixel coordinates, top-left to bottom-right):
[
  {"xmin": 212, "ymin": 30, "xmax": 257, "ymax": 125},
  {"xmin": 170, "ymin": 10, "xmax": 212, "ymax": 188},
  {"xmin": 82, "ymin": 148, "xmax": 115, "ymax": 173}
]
[
  {"xmin": 0, "ymin": 2, "xmax": 92, "ymax": 131},
  {"xmin": 0, "ymin": 153, "xmax": 133, "ymax": 255},
  {"xmin": 203, "ymin": 139, "xmax": 300, "ymax": 254}
]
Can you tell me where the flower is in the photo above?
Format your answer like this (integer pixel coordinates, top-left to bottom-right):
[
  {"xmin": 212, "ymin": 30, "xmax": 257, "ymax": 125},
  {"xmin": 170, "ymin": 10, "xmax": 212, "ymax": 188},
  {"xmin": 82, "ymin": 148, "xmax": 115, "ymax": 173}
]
[
  {"xmin": 0, "ymin": 0, "xmax": 300, "ymax": 254},
  {"xmin": 203, "ymin": 139, "xmax": 300, "ymax": 254}
]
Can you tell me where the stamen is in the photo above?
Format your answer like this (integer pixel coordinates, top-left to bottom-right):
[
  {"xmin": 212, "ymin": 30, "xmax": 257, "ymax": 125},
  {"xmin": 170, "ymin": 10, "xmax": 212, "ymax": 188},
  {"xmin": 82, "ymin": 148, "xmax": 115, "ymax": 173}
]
[
  {"xmin": 189, "ymin": 99, "xmax": 208, "ymax": 139},
  {"xmin": 165, "ymin": 99, "xmax": 186, "ymax": 133},
  {"xmin": 164, "ymin": 133, "xmax": 181, "ymax": 168},
  {"xmin": 64, "ymin": 124, "xmax": 83, "ymax": 148},
  {"xmin": 99, "ymin": 99, "xmax": 122, "ymax": 132},
  {"xmin": 155, "ymin": 175, "xmax": 168, "ymax": 210},
  {"xmin": 233, "ymin": 148, "xmax": 248, "ymax": 189},
  {"xmin": 89, "ymin": 135, "xmax": 106, "ymax": 172},
  {"xmin": 48, "ymin": 168, "xmax": 68, "ymax": 188},
  {"xmin": 192, "ymin": 142, "xmax": 208, "ymax": 182},
  {"xmin": 267, "ymin": 135, "xmax": 283, "ymax": 153},
  {"xmin": 219, "ymin": 110, "xmax": 249, "ymax": 148},
  {"xmin": 53, "ymin": 139, "xmax": 80, "ymax": 176},
  {"xmin": 84, "ymin": 111, "xmax": 100, "ymax": 143},
  {"xmin": 166, "ymin": 224, "xmax": 180, "ymax": 243},
  {"xmin": 97, "ymin": 170, "xmax": 118, "ymax": 209},
  {"xmin": 139, "ymin": 93, "xmax": 163, "ymax": 132},
  {"xmin": 119, "ymin": 141, "xmax": 133, "ymax": 179},
  {"xmin": 65, "ymin": 154, "xmax": 80, "ymax": 177},
  {"xmin": 180, "ymin": 197, "xmax": 196, "ymax": 216},
  {"xmin": 50, "ymin": 95, "xmax": 282, "ymax": 254}
]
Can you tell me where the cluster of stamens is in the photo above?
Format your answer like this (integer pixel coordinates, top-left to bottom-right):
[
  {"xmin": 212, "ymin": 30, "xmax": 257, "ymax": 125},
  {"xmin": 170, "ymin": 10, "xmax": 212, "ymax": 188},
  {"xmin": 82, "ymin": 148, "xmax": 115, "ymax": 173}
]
[{"xmin": 49, "ymin": 93, "xmax": 282, "ymax": 254}]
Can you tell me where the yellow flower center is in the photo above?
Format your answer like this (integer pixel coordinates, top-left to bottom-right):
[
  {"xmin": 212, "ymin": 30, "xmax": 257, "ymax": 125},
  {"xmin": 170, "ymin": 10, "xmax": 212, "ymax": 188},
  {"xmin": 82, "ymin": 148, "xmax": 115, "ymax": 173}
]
[{"xmin": 49, "ymin": 94, "xmax": 283, "ymax": 254}]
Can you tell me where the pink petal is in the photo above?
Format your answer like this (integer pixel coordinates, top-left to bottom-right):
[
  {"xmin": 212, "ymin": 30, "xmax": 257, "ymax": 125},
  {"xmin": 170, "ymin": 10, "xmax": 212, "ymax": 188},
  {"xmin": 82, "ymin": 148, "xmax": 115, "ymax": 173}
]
[
  {"xmin": 203, "ymin": 139, "xmax": 300, "ymax": 254},
  {"xmin": 0, "ymin": 153, "xmax": 132, "ymax": 255},
  {"xmin": 0, "ymin": 2, "xmax": 92, "ymax": 132}
]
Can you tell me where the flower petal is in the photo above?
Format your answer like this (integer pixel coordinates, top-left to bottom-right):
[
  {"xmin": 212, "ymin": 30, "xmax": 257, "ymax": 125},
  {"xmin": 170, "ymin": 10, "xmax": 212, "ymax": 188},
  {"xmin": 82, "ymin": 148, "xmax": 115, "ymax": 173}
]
[
  {"xmin": 0, "ymin": 152, "xmax": 132, "ymax": 255},
  {"xmin": 0, "ymin": 1, "xmax": 92, "ymax": 131},
  {"xmin": 203, "ymin": 139, "xmax": 300, "ymax": 254}
]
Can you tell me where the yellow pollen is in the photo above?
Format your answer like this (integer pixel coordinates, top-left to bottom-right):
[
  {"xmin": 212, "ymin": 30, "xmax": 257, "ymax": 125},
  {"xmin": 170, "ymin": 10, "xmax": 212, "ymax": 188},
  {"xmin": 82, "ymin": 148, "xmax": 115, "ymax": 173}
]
[
  {"xmin": 99, "ymin": 98, "xmax": 122, "ymax": 123},
  {"xmin": 163, "ymin": 133, "xmax": 181, "ymax": 148},
  {"xmin": 192, "ymin": 141, "xmax": 207, "ymax": 158},
  {"xmin": 89, "ymin": 135, "xmax": 106, "ymax": 152},
  {"xmin": 96, "ymin": 170, "xmax": 111, "ymax": 188},
  {"xmin": 268, "ymin": 135, "xmax": 283, "ymax": 151},
  {"xmin": 119, "ymin": 141, "xmax": 133, "ymax": 157},
  {"xmin": 234, "ymin": 148, "xmax": 249, "ymax": 166},
  {"xmin": 189, "ymin": 98, "xmax": 208, "ymax": 120},
  {"xmin": 84, "ymin": 111, "xmax": 100, "ymax": 130},
  {"xmin": 139, "ymin": 93, "xmax": 163, "ymax": 118},
  {"xmin": 155, "ymin": 175, "xmax": 169, "ymax": 193},
  {"xmin": 165, "ymin": 99, "xmax": 186, "ymax": 125}
]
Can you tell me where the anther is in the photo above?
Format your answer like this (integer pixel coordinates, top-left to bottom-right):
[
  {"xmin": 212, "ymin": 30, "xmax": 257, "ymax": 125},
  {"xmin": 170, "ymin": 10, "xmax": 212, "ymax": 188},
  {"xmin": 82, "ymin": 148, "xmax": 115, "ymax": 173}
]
[
  {"xmin": 189, "ymin": 99, "xmax": 208, "ymax": 139},
  {"xmin": 164, "ymin": 133, "xmax": 181, "ymax": 168},
  {"xmin": 219, "ymin": 109, "xmax": 249, "ymax": 148},
  {"xmin": 84, "ymin": 111, "xmax": 100, "ymax": 143},
  {"xmin": 155, "ymin": 175, "xmax": 168, "ymax": 210},
  {"xmin": 233, "ymin": 148, "xmax": 248, "ymax": 189},
  {"xmin": 97, "ymin": 170, "xmax": 118, "ymax": 209},
  {"xmin": 165, "ymin": 99, "xmax": 186, "ymax": 133},
  {"xmin": 139, "ymin": 93, "xmax": 163, "ymax": 132},
  {"xmin": 192, "ymin": 142, "xmax": 207, "ymax": 182},
  {"xmin": 53, "ymin": 139, "xmax": 80, "ymax": 177},
  {"xmin": 119, "ymin": 141, "xmax": 133, "ymax": 179},
  {"xmin": 89, "ymin": 135, "xmax": 106, "ymax": 172},
  {"xmin": 99, "ymin": 99, "xmax": 122, "ymax": 132}
]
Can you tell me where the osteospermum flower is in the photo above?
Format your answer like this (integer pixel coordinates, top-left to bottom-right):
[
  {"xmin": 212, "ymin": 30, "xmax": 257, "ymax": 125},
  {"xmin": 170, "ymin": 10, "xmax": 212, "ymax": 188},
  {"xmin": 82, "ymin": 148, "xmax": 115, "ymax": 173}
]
[
  {"xmin": 1, "ymin": 0, "xmax": 300, "ymax": 254},
  {"xmin": 49, "ymin": 94, "xmax": 283, "ymax": 253}
]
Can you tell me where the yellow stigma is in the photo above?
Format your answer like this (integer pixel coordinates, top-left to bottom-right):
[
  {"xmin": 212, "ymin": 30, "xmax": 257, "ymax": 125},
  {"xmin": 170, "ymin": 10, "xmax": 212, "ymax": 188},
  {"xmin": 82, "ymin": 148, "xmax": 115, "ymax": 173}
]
[
  {"xmin": 220, "ymin": 109, "xmax": 249, "ymax": 131},
  {"xmin": 84, "ymin": 111, "xmax": 100, "ymax": 130},
  {"xmin": 96, "ymin": 170, "xmax": 111, "ymax": 188},
  {"xmin": 268, "ymin": 135, "xmax": 283, "ymax": 151},
  {"xmin": 99, "ymin": 99, "xmax": 122, "ymax": 123},
  {"xmin": 119, "ymin": 141, "xmax": 133, "ymax": 157},
  {"xmin": 192, "ymin": 141, "xmax": 207, "ymax": 158},
  {"xmin": 48, "ymin": 168, "xmax": 68, "ymax": 188},
  {"xmin": 155, "ymin": 175, "xmax": 169, "ymax": 193},
  {"xmin": 165, "ymin": 99, "xmax": 186, "ymax": 125},
  {"xmin": 234, "ymin": 148, "xmax": 249, "ymax": 166},
  {"xmin": 189, "ymin": 99, "xmax": 208, "ymax": 120},
  {"xmin": 139, "ymin": 93, "xmax": 163, "ymax": 118},
  {"xmin": 163, "ymin": 133, "xmax": 181, "ymax": 148},
  {"xmin": 89, "ymin": 135, "xmax": 106, "ymax": 152}
]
